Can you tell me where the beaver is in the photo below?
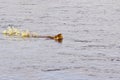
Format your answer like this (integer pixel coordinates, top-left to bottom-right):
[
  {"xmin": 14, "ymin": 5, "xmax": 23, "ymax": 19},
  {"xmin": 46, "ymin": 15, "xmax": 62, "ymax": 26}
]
[
  {"xmin": 2, "ymin": 27, "xmax": 63, "ymax": 43},
  {"xmin": 31, "ymin": 33, "xmax": 63, "ymax": 43}
]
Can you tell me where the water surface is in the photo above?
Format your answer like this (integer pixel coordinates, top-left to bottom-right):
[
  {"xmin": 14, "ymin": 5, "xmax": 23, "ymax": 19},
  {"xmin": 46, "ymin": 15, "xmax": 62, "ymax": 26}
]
[{"xmin": 0, "ymin": 0, "xmax": 120, "ymax": 80}]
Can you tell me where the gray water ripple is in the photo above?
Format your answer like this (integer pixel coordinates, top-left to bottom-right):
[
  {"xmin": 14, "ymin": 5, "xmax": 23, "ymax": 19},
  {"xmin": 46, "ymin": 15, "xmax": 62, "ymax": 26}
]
[{"xmin": 0, "ymin": 0, "xmax": 120, "ymax": 80}]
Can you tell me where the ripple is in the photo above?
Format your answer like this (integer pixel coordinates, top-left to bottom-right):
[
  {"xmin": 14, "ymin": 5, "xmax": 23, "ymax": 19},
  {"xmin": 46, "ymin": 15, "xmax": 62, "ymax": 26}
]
[{"xmin": 74, "ymin": 39, "xmax": 92, "ymax": 43}]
